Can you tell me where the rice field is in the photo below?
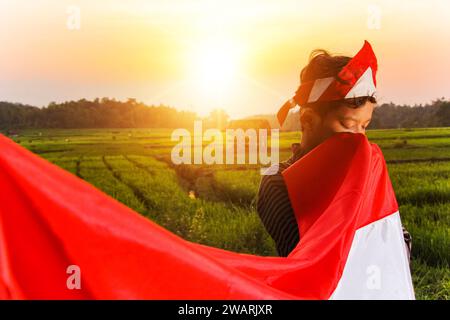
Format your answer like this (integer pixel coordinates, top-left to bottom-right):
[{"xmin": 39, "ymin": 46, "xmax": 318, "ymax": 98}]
[{"xmin": 9, "ymin": 127, "xmax": 450, "ymax": 300}]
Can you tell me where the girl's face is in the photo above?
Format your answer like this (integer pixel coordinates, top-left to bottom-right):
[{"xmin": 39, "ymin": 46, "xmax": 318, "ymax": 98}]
[{"xmin": 303, "ymin": 101, "xmax": 375, "ymax": 149}]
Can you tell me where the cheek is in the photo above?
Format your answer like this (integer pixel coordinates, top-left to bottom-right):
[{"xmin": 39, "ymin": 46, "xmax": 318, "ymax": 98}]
[{"xmin": 311, "ymin": 122, "xmax": 341, "ymax": 144}]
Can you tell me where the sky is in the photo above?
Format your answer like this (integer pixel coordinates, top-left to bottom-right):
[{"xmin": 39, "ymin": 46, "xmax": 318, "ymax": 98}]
[{"xmin": 1, "ymin": 0, "xmax": 449, "ymax": 118}]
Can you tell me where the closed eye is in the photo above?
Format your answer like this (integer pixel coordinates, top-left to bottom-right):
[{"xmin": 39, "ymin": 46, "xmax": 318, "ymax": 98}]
[{"xmin": 340, "ymin": 121, "xmax": 354, "ymax": 129}]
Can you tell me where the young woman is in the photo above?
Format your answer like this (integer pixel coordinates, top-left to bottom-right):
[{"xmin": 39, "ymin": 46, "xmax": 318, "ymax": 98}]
[{"xmin": 257, "ymin": 42, "xmax": 412, "ymax": 258}]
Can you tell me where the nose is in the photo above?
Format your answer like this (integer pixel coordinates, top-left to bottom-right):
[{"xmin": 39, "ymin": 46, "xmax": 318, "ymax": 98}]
[{"xmin": 353, "ymin": 125, "xmax": 366, "ymax": 135}]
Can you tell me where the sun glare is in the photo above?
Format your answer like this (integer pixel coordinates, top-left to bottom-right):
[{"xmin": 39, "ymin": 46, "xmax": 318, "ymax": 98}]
[{"xmin": 187, "ymin": 39, "xmax": 241, "ymax": 103}]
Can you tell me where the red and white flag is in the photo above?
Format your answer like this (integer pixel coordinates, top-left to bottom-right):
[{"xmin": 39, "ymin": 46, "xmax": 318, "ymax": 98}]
[{"xmin": 0, "ymin": 132, "xmax": 414, "ymax": 299}]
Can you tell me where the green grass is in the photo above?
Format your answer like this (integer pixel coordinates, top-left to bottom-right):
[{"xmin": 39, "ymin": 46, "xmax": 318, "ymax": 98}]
[{"xmin": 6, "ymin": 127, "xmax": 450, "ymax": 299}]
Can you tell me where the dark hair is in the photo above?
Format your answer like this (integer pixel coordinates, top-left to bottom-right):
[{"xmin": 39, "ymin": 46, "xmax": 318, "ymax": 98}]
[{"xmin": 299, "ymin": 49, "xmax": 377, "ymax": 118}]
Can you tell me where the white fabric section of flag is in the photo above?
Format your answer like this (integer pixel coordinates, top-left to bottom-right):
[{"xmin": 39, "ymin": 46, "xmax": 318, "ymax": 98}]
[
  {"xmin": 307, "ymin": 77, "xmax": 334, "ymax": 103},
  {"xmin": 330, "ymin": 211, "xmax": 415, "ymax": 300},
  {"xmin": 344, "ymin": 67, "xmax": 376, "ymax": 99}
]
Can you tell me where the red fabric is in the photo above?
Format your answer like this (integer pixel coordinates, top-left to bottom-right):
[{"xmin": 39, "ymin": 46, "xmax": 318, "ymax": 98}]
[
  {"xmin": 0, "ymin": 132, "xmax": 397, "ymax": 299},
  {"xmin": 277, "ymin": 81, "xmax": 315, "ymax": 126},
  {"xmin": 320, "ymin": 40, "xmax": 378, "ymax": 102}
]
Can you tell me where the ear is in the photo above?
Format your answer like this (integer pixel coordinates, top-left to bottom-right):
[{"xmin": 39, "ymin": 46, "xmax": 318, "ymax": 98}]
[{"xmin": 299, "ymin": 108, "xmax": 316, "ymax": 132}]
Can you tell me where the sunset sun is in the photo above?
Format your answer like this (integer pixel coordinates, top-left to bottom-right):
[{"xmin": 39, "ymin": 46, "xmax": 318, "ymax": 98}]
[{"xmin": 187, "ymin": 39, "xmax": 241, "ymax": 102}]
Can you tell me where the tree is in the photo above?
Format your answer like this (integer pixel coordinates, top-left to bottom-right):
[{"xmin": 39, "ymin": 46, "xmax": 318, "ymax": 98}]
[{"xmin": 204, "ymin": 109, "xmax": 229, "ymax": 130}]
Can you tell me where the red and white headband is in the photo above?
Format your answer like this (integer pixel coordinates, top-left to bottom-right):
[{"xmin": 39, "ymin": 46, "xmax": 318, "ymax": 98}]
[{"xmin": 277, "ymin": 40, "xmax": 378, "ymax": 126}]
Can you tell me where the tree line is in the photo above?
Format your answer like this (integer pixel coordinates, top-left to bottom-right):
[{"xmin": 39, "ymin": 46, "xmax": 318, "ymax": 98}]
[
  {"xmin": 0, "ymin": 98, "xmax": 197, "ymax": 130},
  {"xmin": 0, "ymin": 97, "xmax": 449, "ymax": 130}
]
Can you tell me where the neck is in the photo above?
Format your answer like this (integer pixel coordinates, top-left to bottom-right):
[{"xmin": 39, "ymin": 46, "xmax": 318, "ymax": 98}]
[
  {"xmin": 299, "ymin": 134, "xmax": 317, "ymax": 157},
  {"xmin": 293, "ymin": 142, "xmax": 308, "ymax": 161}
]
